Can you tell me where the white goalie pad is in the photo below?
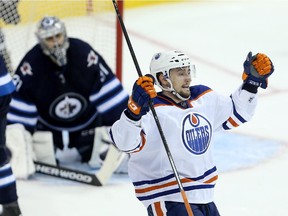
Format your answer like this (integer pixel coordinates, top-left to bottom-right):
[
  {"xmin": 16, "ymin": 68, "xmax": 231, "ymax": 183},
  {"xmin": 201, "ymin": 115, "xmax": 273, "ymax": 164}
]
[
  {"xmin": 89, "ymin": 126, "xmax": 129, "ymax": 174},
  {"xmin": 32, "ymin": 131, "xmax": 57, "ymax": 166},
  {"xmin": 88, "ymin": 126, "xmax": 111, "ymax": 169},
  {"xmin": 5, "ymin": 124, "xmax": 35, "ymax": 179}
]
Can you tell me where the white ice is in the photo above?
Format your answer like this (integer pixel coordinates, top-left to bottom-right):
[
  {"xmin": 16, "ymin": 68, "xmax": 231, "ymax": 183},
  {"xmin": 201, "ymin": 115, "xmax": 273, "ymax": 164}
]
[{"xmin": 5, "ymin": 0, "xmax": 288, "ymax": 215}]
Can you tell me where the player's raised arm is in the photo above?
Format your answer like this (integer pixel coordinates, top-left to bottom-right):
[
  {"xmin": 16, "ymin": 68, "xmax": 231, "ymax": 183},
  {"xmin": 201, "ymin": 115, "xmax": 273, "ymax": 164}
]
[
  {"xmin": 110, "ymin": 75, "xmax": 156, "ymax": 152},
  {"xmin": 126, "ymin": 76, "xmax": 157, "ymax": 121},
  {"xmin": 219, "ymin": 52, "xmax": 274, "ymax": 132}
]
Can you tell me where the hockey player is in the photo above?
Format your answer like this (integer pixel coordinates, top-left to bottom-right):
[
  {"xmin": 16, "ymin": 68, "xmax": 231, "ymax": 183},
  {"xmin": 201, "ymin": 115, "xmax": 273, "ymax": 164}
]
[
  {"xmin": 110, "ymin": 50, "xmax": 274, "ymax": 216},
  {"xmin": 0, "ymin": 56, "xmax": 22, "ymax": 216},
  {"xmin": 6, "ymin": 16, "xmax": 129, "ymax": 177},
  {"xmin": 0, "ymin": 0, "xmax": 23, "ymax": 215}
]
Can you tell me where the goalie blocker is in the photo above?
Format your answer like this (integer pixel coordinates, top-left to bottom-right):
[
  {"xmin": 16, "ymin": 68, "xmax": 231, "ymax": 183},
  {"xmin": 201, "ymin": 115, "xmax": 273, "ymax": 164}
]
[{"xmin": 5, "ymin": 124, "xmax": 127, "ymax": 185}]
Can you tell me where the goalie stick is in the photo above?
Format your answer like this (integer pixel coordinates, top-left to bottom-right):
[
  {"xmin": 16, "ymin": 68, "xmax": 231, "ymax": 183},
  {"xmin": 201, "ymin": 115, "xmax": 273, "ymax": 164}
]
[
  {"xmin": 34, "ymin": 144, "xmax": 126, "ymax": 186},
  {"xmin": 112, "ymin": 1, "xmax": 194, "ymax": 215}
]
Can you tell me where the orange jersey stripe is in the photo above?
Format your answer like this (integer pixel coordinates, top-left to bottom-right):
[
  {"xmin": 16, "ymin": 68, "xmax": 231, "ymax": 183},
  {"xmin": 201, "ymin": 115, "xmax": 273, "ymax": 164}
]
[
  {"xmin": 135, "ymin": 178, "xmax": 193, "ymax": 193},
  {"xmin": 135, "ymin": 175, "xmax": 218, "ymax": 194},
  {"xmin": 228, "ymin": 117, "xmax": 239, "ymax": 127},
  {"xmin": 155, "ymin": 202, "xmax": 164, "ymax": 216},
  {"xmin": 131, "ymin": 131, "xmax": 146, "ymax": 153},
  {"xmin": 204, "ymin": 175, "xmax": 218, "ymax": 183}
]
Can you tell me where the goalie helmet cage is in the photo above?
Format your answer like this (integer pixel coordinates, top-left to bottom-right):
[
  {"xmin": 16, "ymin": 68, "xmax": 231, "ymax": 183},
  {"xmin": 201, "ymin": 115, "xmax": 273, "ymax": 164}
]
[{"xmin": 0, "ymin": 0, "xmax": 124, "ymax": 81}]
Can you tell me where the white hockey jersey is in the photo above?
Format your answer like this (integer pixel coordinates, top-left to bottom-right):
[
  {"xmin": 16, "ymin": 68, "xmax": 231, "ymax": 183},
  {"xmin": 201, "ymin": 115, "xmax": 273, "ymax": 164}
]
[{"xmin": 110, "ymin": 84, "xmax": 257, "ymax": 208}]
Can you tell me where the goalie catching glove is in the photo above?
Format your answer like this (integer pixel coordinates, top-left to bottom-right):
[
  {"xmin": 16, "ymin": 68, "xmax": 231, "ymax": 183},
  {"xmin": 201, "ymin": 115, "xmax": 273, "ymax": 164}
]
[
  {"xmin": 125, "ymin": 75, "xmax": 157, "ymax": 120},
  {"xmin": 242, "ymin": 51, "xmax": 274, "ymax": 91}
]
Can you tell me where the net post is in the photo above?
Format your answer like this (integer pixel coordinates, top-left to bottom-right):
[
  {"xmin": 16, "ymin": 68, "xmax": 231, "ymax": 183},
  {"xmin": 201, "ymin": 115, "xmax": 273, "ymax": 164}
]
[{"xmin": 116, "ymin": 0, "xmax": 124, "ymax": 81}]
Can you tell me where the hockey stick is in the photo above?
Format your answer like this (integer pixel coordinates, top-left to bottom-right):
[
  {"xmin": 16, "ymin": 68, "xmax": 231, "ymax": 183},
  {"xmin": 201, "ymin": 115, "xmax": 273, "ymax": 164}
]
[
  {"xmin": 112, "ymin": 1, "xmax": 194, "ymax": 215},
  {"xmin": 34, "ymin": 144, "xmax": 126, "ymax": 186}
]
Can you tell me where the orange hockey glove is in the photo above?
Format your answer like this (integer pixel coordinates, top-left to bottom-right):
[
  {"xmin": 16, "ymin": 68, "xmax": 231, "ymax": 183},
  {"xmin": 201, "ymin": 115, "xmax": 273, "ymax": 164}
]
[
  {"xmin": 126, "ymin": 76, "xmax": 157, "ymax": 120},
  {"xmin": 242, "ymin": 52, "xmax": 274, "ymax": 90}
]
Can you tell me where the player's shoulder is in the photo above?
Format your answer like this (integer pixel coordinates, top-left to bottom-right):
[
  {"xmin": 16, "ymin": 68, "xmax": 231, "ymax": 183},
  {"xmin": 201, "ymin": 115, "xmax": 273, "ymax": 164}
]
[
  {"xmin": 68, "ymin": 38, "xmax": 103, "ymax": 61},
  {"xmin": 15, "ymin": 44, "xmax": 46, "ymax": 76},
  {"xmin": 68, "ymin": 38, "xmax": 95, "ymax": 52},
  {"xmin": 189, "ymin": 84, "xmax": 213, "ymax": 100},
  {"xmin": 69, "ymin": 37, "xmax": 89, "ymax": 45},
  {"xmin": 22, "ymin": 44, "xmax": 43, "ymax": 61},
  {"xmin": 153, "ymin": 94, "xmax": 173, "ymax": 106},
  {"xmin": 18, "ymin": 44, "xmax": 49, "ymax": 70}
]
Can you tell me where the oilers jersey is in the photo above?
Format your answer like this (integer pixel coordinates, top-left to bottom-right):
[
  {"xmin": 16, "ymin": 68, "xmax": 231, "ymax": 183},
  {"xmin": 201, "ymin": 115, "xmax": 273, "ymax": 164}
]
[
  {"xmin": 110, "ymin": 84, "xmax": 257, "ymax": 208},
  {"xmin": 7, "ymin": 38, "xmax": 129, "ymax": 133}
]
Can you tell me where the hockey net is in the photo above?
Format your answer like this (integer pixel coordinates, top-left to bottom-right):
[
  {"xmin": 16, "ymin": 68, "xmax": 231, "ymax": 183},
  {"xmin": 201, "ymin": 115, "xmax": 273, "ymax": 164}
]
[{"xmin": 0, "ymin": 0, "xmax": 123, "ymax": 80}]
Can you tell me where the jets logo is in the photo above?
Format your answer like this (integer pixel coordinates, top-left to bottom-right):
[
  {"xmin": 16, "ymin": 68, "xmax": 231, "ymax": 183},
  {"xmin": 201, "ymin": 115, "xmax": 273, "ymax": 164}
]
[
  {"xmin": 49, "ymin": 93, "xmax": 87, "ymax": 121},
  {"xmin": 20, "ymin": 62, "xmax": 33, "ymax": 76},
  {"xmin": 87, "ymin": 50, "xmax": 98, "ymax": 67},
  {"xmin": 181, "ymin": 113, "xmax": 212, "ymax": 155}
]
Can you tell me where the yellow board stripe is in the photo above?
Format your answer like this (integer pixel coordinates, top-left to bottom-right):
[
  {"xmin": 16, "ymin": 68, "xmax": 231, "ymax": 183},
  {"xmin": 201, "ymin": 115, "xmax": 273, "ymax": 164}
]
[{"xmin": 0, "ymin": 0, "xmax": 186, "ymax": 27}]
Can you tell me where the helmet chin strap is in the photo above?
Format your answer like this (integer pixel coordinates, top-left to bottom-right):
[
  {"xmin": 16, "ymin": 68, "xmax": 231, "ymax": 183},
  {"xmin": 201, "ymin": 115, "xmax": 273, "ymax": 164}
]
[
  {"xmin": 158, "ymin": 79, "xmax": 190, "ymax": 101},
  {"xmin": 172, "ymin": 91, "xmax": 190, "ymax": 101}
]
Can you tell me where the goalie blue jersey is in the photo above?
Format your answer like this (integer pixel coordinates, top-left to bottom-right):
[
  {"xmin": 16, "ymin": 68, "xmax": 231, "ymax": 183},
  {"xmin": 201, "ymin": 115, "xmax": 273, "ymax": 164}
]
[{"xmin": 7, "ymin": 38, "xmax": 129, "ymax": 133}]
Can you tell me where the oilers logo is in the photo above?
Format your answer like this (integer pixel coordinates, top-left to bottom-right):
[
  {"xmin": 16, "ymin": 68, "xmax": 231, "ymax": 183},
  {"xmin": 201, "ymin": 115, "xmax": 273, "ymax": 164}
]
[
  {"xmin": 182, "ymin": 113, "xmax": 212, "ymax": 155},
  {"xmin": 49, "ymin": 93, "xmax": 87, "ymax": 121}
]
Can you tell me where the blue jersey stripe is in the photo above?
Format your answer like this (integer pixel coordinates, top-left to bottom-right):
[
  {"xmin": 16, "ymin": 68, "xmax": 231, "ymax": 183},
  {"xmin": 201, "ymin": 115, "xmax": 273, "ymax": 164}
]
[{"xmin": 0, "ymin": 80, "xmax": 15, "ymax": 96}]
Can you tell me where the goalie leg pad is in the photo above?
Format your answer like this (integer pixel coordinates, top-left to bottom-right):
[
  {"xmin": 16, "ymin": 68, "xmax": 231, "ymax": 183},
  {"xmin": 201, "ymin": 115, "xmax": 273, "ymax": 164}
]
[
  {"xmin": 32, "ymin": 131, "xmax": 57, "ymax": 166},
  {"xmin": 88, "ymin": 127, "xmax": 111, "ymax": 169},
  {"xmin": 88, "ymin": 126, "xmax": 129, "ymax": 174},
  {"xmin": 5, "ymin": 124, "xmax": 35, "ymax": 179}
]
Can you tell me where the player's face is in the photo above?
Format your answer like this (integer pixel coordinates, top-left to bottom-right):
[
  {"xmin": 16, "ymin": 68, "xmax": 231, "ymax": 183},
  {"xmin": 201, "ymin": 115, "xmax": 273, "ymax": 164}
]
[
  {"xmin": 169, "ymin": 66, "xmax": 191, "ymax": 98},
  {"xmin": 43, "ymin": 33, "xmax": 65, "ymax": 50}
]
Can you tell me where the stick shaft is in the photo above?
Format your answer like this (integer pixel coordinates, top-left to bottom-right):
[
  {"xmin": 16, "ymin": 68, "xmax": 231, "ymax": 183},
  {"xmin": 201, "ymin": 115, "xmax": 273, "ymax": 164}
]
[{"xmin": 112, "ymin": 1, "xmax": 194, "ymax": 215}]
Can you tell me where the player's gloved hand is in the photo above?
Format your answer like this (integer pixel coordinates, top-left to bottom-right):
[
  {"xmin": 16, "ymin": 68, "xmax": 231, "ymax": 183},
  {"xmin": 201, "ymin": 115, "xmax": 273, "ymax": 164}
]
[
  {"xmin": 242, "ymin": 51, "xmax": 274, "ymax": 92},
  {"xmin": 125, "ymin": 76, "xmax": 157, "ymax": 120}
]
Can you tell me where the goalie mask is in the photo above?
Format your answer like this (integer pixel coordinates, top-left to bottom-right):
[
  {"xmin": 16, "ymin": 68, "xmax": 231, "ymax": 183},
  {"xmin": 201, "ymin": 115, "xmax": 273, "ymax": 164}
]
[
  {"xmin": 149, "ymin": 50, "xmax": 196, "ymax": 101},
  {"xmin": 35, "ymin": 16, "xmax": 69, "ymax": 66}
]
